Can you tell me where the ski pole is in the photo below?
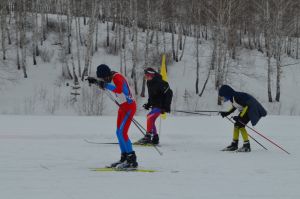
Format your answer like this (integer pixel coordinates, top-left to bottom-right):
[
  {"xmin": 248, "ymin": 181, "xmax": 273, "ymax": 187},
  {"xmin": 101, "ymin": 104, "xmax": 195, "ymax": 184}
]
[
  {"xmin": 172, "ymin": 110, "xmax": 212, "ymax": 116},
  {"xmin": 194, "ymin": 110, "xmax": 220, "ymax": 113},
  {"xmin": 104, "ymin": 90, "xmax": 163, "ymax": 156},
  {"xmin": 229, "ymin": 117, "xmax": 290, "ymax": 154},
  {"xmin": 225, "ymin": 117, "xmax": 268, "ymax": 150}
]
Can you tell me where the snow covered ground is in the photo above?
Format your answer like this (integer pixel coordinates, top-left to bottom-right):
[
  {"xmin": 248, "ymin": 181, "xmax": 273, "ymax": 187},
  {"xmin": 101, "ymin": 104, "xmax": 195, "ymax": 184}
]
[{"xmin": 0, "ymin": 115, "xmax": 299, "ymax": 199}]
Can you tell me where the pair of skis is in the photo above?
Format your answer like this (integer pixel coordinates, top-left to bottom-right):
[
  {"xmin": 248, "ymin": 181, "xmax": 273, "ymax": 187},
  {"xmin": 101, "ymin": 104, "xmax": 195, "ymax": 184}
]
[
  {"xmin": 84, "ymin": 139, "xmax": 160, "ymax": 147},
  {"xmin": 85, "ymin": 139, "xmax": 159, "ymax": 172},
  {"xmin": 90, "ymin": 167, "xmax": 157, "ymax": 173}
]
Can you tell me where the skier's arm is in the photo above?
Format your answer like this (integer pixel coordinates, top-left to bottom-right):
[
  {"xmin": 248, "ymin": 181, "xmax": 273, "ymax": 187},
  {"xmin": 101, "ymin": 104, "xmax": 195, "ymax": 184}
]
[
  {"xmin": 227, "ymin": 106, "xmax": 236, "ymax": 114},
  {"xmin": 105, "ymin": 75, "xmax": 123, "ymax": 94},
  {"xmin": 239, "ymin": 106, "xmax": 248, "ymax": 117},
  {"xmin": 220, "ymin": 106, "xmax": 236, "ymax": 118}
]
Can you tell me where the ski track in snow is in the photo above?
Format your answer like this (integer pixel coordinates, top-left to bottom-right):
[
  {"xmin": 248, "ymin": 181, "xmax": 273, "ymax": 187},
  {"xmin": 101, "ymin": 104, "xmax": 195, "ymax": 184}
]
[{"xmin": 0, "ymin": 115, "xmax": 299, "ymax": 199}]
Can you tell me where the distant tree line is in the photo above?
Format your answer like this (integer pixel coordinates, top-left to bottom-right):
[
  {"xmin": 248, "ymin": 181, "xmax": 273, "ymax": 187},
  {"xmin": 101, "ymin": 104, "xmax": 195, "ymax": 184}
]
[{"xmin": 0, "ymin": 0, "xmax": 299, "ymax": 102}]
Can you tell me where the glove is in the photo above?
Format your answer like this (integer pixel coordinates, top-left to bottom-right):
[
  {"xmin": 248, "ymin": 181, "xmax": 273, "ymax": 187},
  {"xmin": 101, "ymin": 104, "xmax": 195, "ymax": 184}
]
[
  {"xmin": 163, "ymin": 107, "xmax": 170, "ymax": 113},
  {"xmin": 143, "ymin": 103, "xmax": 151, "ymax": 110},
  {"xmin": 232, "ymin": 116, "xmax": 240, "ymax": 122},
  {"xmin": 98, "ymin": 81, "xmax": 106, "ymax": 90},
  {"xmin": 87, "ymin": 77, "xmax": 97, "ymax": 84},
  {"xmin": 233, "ymin": 116, "xmax": 244, "ymax": 127},
  {"xmin": 219, "ymin": 111, "xmax": 230, "ymax": 118}
]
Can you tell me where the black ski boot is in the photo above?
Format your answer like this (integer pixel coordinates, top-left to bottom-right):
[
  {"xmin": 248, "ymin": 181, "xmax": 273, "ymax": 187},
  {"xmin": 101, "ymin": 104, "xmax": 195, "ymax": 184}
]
[
  {"xmin": 116, "ymin": 151, "xmax": 138, "ymax": 169},
  {"xmin": 109, "ymin": 153, "xmax": 127, "ymax": 168},
  {"xmin": 237, "ymin": 141, "xmax": 251, "ymax": 152},
  {"xmin": 136, "ymin": 133, "xmax": 151, "ymax": 144},
  {"xmin": 222, "ymin": 140, "xmax": 238, "ymax": 151},
  {"xmin": 152, "ymin": 134, "xmax": 159, "ymax": 145}
]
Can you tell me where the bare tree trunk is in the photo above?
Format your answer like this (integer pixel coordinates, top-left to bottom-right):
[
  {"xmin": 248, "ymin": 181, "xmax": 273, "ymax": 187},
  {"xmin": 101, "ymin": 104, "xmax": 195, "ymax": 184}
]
[
  {"xmin": 82, "ymin": 0, "xmax": 98, "ymax": 79},
  {"xmin": 171, "ymin": 23, "xmax": 176, "ymax": 60},
  {"xmin": 77, "ymin": 17, "xmax": 83, "ymax": 45},
  {"xmin": 106, "ymin": 20, "xmax": 110, "ymax": 47},
  {"xmin": 67, "ymin": 0, "xmax": 73, "ymax": 55},
  {"xmin": 162, "ymin": 25, "xmax": 166, "ymax": 53},
  {"xmin": 57, "ymin": 1, "xmax": 72, "ymax": 80},
  {"xmin": 95, "ymin": 16, "xmax": 99, "ymax": 52},
  {"xmin": 75, "ymin": 16, "xmax": 82, "ymax": 77},
  {"xmin": 179, "ymin": 33, "xmax": 187, "ymax": 61},
  {"xmin": 199, "ymin": 68, "xmax": 211, "ymax": 97},
  {"xmin": 155, "ymin": 29, "xmax": 160, "ymax": 58},
  {"xmin": 275, "ymin": 52, "xmax": 281, "ymax": 102},
  {"xmin": 195, "ymin": 26, "xmax": 200, "ymax": 94},
  {"xmin": 71, "ymin": 52, "xmax": 78, "ymax": 85},
  {"xmin": 40, "ymin": 3, "xmax": 46, "ymax": 46},
  {"xmin": 1, "ymin": 7, "xmax": 7, "ymax": 60},
  {"xmin": 141, "ymin": 0, "xmax": 150, "ymax": 97},
  {"xmin": 175, "ymin": 24, "xmax": 182, "ymax": 62},
  {"xmin": 32, "ymin": 0, "xmax": 38, "ymax": 65},
  {"xmin": 131, "ymin": 0, "xmax": 138, "ymax": 94},
  {"xmin": 20, "ymin": 0, "xmax": 27, "ymax": 78},
  {"xmin": 6, "ymin": 6, "xmax": 11, "ymax": 45},
  {"xmin": 297, "ymin": 14, "xmax": 299, "ymax": 59},
  {"xmin": 267, "ymin": 53, "xmax": 273, "ymax": 102},
  {"xmin": 15, "ymin": 13, "xmax": 20, "ymax": 70}
]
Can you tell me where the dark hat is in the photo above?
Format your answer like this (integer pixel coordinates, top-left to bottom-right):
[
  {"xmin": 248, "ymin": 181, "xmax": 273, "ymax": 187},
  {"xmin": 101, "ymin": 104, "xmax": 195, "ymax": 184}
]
[
  {"xmin": 219, "ymin": 85, "xmax": 235, "ymax": 99},
  {"xmin": 96, "ymin": 64, "xmax": 111, "ymax": 78},
  {"xmin": 144, "ymin": 67, "xmax": 156, "ymax": 75}
]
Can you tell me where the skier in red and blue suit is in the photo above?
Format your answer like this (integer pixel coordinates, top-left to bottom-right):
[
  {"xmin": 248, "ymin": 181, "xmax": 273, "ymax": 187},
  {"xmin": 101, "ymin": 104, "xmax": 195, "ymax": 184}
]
[{"xmin": 95, "ymin": 64, "xmax": 138, "ymax": 169}]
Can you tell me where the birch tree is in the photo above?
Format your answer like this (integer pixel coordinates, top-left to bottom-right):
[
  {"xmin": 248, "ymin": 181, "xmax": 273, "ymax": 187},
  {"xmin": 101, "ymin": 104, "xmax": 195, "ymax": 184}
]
[
  {"xmin": 140, "ymin": 0, "xmax": 151, "ymax": 97},
  {"xmin": 131, "ymin": 0, "xmax": 138, "ymax": 95},
  {"xmin": 0, "ymin": 2, "xmax": 7, "ymax": 60},
  {"xmin": 82, "ymin": 0, "xmax": 99, "ymax": 79}
]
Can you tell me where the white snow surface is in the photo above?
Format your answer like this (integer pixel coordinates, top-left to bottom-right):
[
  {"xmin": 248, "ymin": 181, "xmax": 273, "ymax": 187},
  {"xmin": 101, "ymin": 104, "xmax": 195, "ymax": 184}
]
[{"xmin": 0, "ymin": 115, "xmax": 299, "ymax": 199}]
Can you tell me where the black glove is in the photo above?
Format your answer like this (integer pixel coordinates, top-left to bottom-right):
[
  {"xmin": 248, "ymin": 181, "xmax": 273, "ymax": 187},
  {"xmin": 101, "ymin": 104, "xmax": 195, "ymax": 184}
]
[
  {"xmin": 219, "ymin": 111, "xmax": 230, "ymax": 118},
  {"xmin": 163, "ymin": 107, "xmax": 170, "ymax": 113},
  {"xmin": 87, "ymin": 77, "xmax": 97, "ymax": 84},
  {"xmin": 143, "ymin": 103, "xmax": 151, "ymax": 110},
  {"xmin": 98, "ymin": 81, "xmax": 106, "ymax": 90},
  {"xmin": 232, "ymin": 116, "xmax": 240, "ymax": 122},
  {"xmin": 233, "ymin": 116, "xmax": 245, "ymax": 127}
]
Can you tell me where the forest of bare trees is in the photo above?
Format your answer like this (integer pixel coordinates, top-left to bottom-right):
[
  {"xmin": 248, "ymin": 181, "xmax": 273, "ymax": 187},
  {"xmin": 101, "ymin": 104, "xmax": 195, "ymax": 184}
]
[{"xmin": 0, "ymin": 0, "xmax": 300, "ymax": 103}]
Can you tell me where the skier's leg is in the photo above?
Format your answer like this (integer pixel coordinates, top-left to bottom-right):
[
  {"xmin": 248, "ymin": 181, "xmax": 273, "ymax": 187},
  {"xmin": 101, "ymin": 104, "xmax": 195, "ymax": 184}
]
[
  {"xmin": 147, "ymin": 108, "xmax": 161, "ymax": 135},
  {"xmin": 238, "ymin": 127, "xmax": 251, "ymax": 152},
  {"xmin": 240, "ymin": 127, "xmax": 249, "ymax": 142},
  {"xmin": 222, "ymin": 127, "xmax": 239, "ymax": 151},
  {"xmin": 116, "ymin": 108, "xmax": 127, "ymax": 153},
  {"xmin": 121, "ymin": 103, "xmax": 136, "ymax": 153}
]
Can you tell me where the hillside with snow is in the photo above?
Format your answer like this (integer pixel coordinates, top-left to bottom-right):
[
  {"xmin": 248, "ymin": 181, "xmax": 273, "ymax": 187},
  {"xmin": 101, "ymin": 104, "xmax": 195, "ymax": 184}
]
[
  {"xmin": 0, "ymin": 14, "xmax": 300, "ymax": 116},
  {"xmin": 1, "ymin": 5, "xmax": 300, "ymax": 199}
]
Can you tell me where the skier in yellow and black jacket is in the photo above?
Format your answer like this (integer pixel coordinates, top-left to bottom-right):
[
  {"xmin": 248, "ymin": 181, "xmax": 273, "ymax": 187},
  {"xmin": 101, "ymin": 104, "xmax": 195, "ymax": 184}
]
[{"xmin": 219, "ymin": 85, "xmax": 267, "ymax": 152}]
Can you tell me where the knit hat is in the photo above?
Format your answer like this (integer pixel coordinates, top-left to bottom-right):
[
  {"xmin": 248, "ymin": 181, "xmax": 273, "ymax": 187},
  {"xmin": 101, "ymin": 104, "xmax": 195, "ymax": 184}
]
[
  {"xmin": 144, "ymin": 67, "xmax": 156, "ymax": 76},
  {"xmin": 218, "ymin": 85, "xmax": 235, "ymax": 101},
  {"xmin": 96, "ymin": 64, "xmax": 111, "ymax": 78}
]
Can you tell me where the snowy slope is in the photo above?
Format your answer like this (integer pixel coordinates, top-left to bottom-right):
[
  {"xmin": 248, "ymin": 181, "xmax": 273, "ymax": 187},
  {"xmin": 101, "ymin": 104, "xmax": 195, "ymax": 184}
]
[
  {"xmin": 1, "ymin": 17, "xmax": 300, "ymax": 115},
  {"xmin": 0, "ymin": 115, "xmax": 299, "ymax": 199}
]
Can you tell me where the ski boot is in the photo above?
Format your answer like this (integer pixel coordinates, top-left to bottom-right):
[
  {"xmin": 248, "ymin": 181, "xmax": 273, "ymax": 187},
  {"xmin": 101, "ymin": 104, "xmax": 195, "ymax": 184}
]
[
  {"xmin": 222, "ymin": 140, "xmax": 238, "ymax": 151},
  {"xmin": 151, "ymin": 134, "xmax": 159, "ymax": 145},
  {"xmin": 136, "ymin": 133, "xmax": 151, "ymax": 144},
  {"xmin": 116, "ymin": 151, "xmax": 138, "ymax": 170},
  {"xmin": 109, "ymin": 153, "xmax": 127, "ymax": 168},
  {"xmin": 237, "ymin": 141, "xmax": 251, "ymax": 152}
]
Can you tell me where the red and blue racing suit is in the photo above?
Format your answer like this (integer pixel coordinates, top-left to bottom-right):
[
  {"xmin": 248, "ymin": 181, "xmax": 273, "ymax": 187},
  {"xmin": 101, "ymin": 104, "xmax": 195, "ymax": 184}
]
[{"xmin": 105, "ymin": 72, "xmax": 136, "ymax": 153}]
